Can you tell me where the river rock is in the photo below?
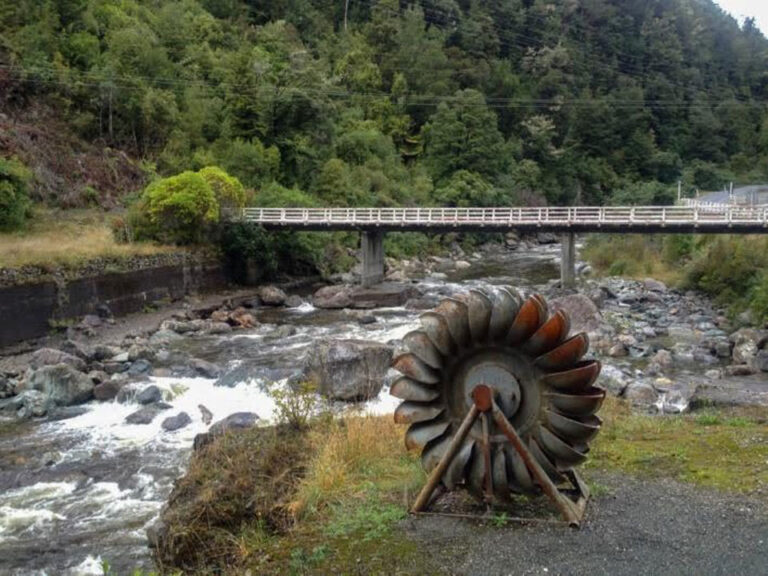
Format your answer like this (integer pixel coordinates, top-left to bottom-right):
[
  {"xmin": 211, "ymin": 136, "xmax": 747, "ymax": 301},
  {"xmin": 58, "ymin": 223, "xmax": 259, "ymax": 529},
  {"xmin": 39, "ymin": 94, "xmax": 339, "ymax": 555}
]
[
  {"xmin": 230, "ymin": 307, "xmax": 257, "ymax": 328},
  {"xmin": 729, "ymin": 328, "xmax": 765, "ymax": 365},
  {"xmin": 161, "ymin": 412, "xmax": 192, "ymax": 431},
  {"xmin": 303, "ymin": 339, "xmax": 393, "ymax": 401},
  {"xmin": 599, "ymin": 364, "xmax": 628, "ymax": 396},
  {"xmin": 285, "ymin": 295, "xmax": 304, "ymax": 308},
  {"xmin": 550, "ymin": 294, "xmax": 602, "ymax": 333},
  {"xmin": 751, "ymin": 349, "xmax": 768, "ymax": 372},
  {"xmin": 28, "ymin": 364, "xmax": 94, "ymax": 406},
  {"xmin": 643, "ymin": 278, "xmax": 667, "ymax": 292},
  {"xmin": 60, "ymin": 339, "xmax": 95, "ymax": 361},
  {"xmin": 204, "ymin": 322, "xmax": 232, "ymax": 335},
  {"xmin": 127, "ymin": 359, "xmax": 153, "ymax": 376},
  {"xmin": 15, "ymin": 390, "xmax": 49, "ymax": 419},
  {"xmin": 136, "ymin": 385, "xmax": 163, "ymax": 405},
  {"xmin": 725, "ymin": 364, "xmax": 756, "ymax": 376},
  {"xmin": 536, "ymin": 232, "xmax": 557, "ymax": 244},
  {"xmin": 92, "ymin": 344, "xmax": 123, "ymax": 361},
  {"xmin": 149, "ymin": 329, "xmax": 183, "ymax": 345},
  {"xmin": 125, "ymin": 403, "xmax": 172, "ymax": 425},
  {"xmin": 193, "ymin": 411, "xmax": 260, "ymax": 450},
  {"xmin": 191, "ymin": 358, "xmax": 222, "ymax": 378},
  {"xmin": 128, "ymin": 344, "xmax": 156, "ymax": 362},
  {"xmin": 271, "ymin": 325, "xmax": 298, "ymax": 339},
  {"xmin": 30, "ymin": 348, "xmax": 87, "ymax": 372},
  {"xmin": 647, "ymin": 349, "xmax": 673, "ymax": 374},
  {"xmin": 93, "ymin": 380, "xmax": 122, "ymax": 401},
  {"xmin": 608, "ymin": 343, "xmax": 628, "ymax": 357},
  {"xmin": 623, "ymin": 381, "xmax": 658, "ymax": 406},
  {"xmin": 257, "ymin": 285, "xmax": 287, "ymax": 306}
]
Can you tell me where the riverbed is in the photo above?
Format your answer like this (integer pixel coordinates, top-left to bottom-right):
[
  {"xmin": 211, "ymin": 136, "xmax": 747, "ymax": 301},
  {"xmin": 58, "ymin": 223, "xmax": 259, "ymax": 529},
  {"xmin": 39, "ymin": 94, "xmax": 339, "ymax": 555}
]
[{"xmin": 0, "ymin": 242, "xmax": 750, "ymax": 575}]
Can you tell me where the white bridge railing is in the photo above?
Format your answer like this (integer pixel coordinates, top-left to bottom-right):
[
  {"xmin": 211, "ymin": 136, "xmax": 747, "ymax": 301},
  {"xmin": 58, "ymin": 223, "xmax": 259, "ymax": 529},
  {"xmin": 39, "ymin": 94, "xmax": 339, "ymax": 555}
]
[{"xmin": 236, "ymin": 206, "xmax": 768, "ymax": 228}]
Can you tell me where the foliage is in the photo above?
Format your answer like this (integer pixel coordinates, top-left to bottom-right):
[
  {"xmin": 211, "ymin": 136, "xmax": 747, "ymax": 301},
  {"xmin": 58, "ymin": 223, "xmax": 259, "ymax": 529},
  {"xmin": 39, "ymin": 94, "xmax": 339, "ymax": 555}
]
[
  {"xmin": 198, "ymin": 166, "xmax": 246, "ymax": 210},
  {"xmin": 270, "ymin": 381, "xmax": 326, "ymax": 431},
  {"xmin": 5, "ymin": 0, "xmax": 767, "ymax": 220},
  {"xmin": 219, "ymin": 222, "xmax": 278, "ymax": 281},
  {"xmin": 0, "ymin": 157, "xmax": 32, "ymax": 231},
  {"xmin": 142, "ymin": 171, "xmax": 219, "ymax": 244}
]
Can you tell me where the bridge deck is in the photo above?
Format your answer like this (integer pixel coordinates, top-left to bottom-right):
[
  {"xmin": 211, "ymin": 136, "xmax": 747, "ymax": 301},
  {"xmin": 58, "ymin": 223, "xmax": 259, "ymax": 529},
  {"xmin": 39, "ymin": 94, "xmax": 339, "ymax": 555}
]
[{"xmin": 234, "ymin": 206, "xmax": 768, "ymax": 233}]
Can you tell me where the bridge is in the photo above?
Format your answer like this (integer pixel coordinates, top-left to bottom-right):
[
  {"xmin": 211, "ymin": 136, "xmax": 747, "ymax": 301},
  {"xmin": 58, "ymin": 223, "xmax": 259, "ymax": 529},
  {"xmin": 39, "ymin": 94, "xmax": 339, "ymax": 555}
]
[{"xmin": 233, "ymin": 205, "xmax": 768, "ymax": 287}]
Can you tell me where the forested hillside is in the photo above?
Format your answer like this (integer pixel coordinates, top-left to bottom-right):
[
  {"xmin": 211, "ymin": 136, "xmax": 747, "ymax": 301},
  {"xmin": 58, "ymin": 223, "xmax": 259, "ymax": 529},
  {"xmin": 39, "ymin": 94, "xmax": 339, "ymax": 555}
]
[{"xmin": 2, "ymin": 0, "xmax": 768, "ymax": 211}]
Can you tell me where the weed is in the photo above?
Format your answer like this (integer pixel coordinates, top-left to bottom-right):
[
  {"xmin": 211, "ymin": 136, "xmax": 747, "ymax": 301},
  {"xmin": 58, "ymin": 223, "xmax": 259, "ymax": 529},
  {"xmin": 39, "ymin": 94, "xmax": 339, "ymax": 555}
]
[
  {"xmin": 491, "ymin": 512, "xmax": 509, "ymax": 527},
  {"xmin": 695, "ymin": 412, "xmax": 721, "ymax": 426}
]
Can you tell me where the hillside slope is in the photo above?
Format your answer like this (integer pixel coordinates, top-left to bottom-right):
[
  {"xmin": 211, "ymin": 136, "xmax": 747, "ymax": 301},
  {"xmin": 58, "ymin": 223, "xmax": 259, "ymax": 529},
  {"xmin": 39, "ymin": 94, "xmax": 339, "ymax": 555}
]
[{"xmin": 1, "ymin": 0, "xmax": 767, "ymax": 208}]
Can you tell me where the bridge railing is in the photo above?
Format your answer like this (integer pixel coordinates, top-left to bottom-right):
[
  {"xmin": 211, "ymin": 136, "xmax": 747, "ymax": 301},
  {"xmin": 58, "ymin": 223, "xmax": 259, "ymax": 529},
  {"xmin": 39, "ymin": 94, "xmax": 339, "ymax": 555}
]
[{"xmin": 237, "ymin": 206, "xmax": 768, "ymax": 227}]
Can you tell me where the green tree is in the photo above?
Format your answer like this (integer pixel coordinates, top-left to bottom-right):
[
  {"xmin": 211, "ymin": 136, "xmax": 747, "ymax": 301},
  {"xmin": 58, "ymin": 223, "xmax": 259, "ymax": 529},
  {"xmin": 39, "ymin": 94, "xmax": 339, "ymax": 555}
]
[{"xmin": 423, "ymin": 89, "xmax": 506, "ymax": 183}]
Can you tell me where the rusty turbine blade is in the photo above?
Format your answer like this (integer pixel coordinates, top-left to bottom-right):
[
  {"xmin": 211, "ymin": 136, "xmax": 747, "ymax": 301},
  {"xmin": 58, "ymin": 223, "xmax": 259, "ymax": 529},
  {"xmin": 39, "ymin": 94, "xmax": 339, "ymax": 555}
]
[
  {"xmin": 492, "ymin": 445, "xmax": 511, "ymax": 501},
  {"xmin": 443, "ymin": 439, "xmax": 474, "ymax": 489},
  {"xmin": 546, "ymin": 386, "xmax": 606, "ymax": 417},
  {"xmin": 404, "ymin": 420, "xmax": 450, "ymax": 451},
  {"xmin": 488, "ymin": 288, "xmax": 521, "ymax": 341},
  {"xmin": 529, "ymin": 438, "xmax": 565, "ymax": 484},
  {"xmin": 433, "ymin": 298, "xmax": 470, "ymax": 348},
  {"xmin": 540, "ymin": 360, "xmax": 601, "ymax": 392},
  {"xmin": 505, "ymin": 446, "xmax": 534, "ymax": 492},
  {"xmin": 394, "ymin": 401, "xmax": 443, "ymax": 425},
  {"xmin": 545, "ymin": 410, "xmax": 602, "ymax": 442},
  {"xmin": 392, "ymin": 353, "xmax": 441, "ymax": 384},
  {"xmin": 403, "ymin": 330, "xmax": 443, "ymax": 369},
  {"xmin": 419, "ymin": 312, "xmax": 455, "ymax": 356},
  {"xmin": 506, "ymin": 295, "xmax": 545, "ymax": 345},
  {"xmin": 538, "ymin": 426, "xmax": 588, "ymax": 467},
  {"xmin": 523, "ymin": 310, "xmax": 571, "ymax": 356},
  {"xmin": 421, "ymin": 433, "xmax": 452, "ymax": 473},
  {"xmin": 466, "ymin": 289, "xmax": 493, "ymax": 342},
  {"xmin": 390, "ymin": 376, "xmax": 440, "ymax": 402},
  {"xmin": 534, "ymin": 333, "xmax": 589, "ymax": 371}
]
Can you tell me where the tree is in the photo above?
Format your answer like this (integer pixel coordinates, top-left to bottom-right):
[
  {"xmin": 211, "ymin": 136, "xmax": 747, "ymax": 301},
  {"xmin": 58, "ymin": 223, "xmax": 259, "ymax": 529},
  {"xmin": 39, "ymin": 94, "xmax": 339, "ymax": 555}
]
[{"xmin": 423, "ymin": 89, "xmax": 507, "ymax": 183}]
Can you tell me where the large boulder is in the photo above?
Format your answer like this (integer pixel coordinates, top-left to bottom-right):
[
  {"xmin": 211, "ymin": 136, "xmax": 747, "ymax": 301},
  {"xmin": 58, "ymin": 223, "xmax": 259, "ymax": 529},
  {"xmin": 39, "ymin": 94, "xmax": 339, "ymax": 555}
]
[
  {"xmin": 257, "ymin": 285, "xmax": 287, "ymax": 306},
  {"xmin": 136, "ymin": 385, "xmax": 163, "ymax": 405},
  {"xmin": 303, "ymin": 339, "xmax": 393, "ymax": 401},
  {"xmin": 550, "ymin": 294, "xmax": 603, "ymax": 334},
  {"xmin": 30, "ymin": 348, "xmax": 87, "ymax": 372},
  {"xmin": 14, "ymin": 390, "xmax": 49, "ymax": 419},
  {"xmin": 313, "ymin": 285, "xmax": 354, "ymax": 309},
  {"xmin": 28, "ymin": 364, "xmax": 94, "ymax": 406},
  {"xmin": 729, "ymin": 328, "xmax": 766, "ymax": 365}
]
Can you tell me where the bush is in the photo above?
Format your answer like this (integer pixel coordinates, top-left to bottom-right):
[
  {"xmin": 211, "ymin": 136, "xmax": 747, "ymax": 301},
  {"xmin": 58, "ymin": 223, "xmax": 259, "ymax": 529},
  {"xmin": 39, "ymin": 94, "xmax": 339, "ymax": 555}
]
[
  {"xmin": 143, "ymin": 171, "xmax": 219, "ymax": 244},
  {"xmin": 220, "ymin": 222, "xmax": 278, "ymax": 282},
  {"xmin": 0, "ymin": 157, "xmax": 32, "ymax": 231},
  {"xmin": 199, "ymin": 166, "xmax": 246, "ymax": 211}
]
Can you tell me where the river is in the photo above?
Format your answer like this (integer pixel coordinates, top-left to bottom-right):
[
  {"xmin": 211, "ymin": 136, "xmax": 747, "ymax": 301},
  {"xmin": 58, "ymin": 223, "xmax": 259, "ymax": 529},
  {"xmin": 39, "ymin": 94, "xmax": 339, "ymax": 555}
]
[{"xmin": 0, "ymin": 242, "xmax": 736, "ymax": 575}]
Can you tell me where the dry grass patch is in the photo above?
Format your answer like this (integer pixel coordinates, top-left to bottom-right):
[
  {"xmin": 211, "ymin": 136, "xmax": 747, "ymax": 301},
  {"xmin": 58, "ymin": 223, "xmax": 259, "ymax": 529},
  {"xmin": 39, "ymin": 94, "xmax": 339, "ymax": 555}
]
[{"xmin": 0, "ymin": 207, "xmax": 173, "ymax": 269}]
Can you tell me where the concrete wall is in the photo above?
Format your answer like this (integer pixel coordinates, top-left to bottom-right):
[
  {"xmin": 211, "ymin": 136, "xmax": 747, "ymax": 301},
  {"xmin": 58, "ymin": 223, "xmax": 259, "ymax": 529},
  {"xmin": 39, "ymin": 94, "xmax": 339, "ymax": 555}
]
[{"xmin": 0, "ymin": 259, "xmax": 227, "ymax": 348}]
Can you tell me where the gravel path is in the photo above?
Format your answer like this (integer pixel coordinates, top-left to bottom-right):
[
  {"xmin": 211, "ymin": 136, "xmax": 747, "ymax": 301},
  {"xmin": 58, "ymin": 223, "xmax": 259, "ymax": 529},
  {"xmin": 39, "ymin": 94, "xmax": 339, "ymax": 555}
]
[{"xmin": 403, "ymin": 472, "xmax": 768, "ymax": 576}]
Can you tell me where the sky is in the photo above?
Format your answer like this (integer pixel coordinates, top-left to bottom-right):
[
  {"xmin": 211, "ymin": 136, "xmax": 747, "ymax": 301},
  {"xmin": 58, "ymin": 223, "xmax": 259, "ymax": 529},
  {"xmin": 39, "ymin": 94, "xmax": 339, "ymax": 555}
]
[{"xmin": 716, "ymin": 0, "xmax": 768, "ymax": 35}]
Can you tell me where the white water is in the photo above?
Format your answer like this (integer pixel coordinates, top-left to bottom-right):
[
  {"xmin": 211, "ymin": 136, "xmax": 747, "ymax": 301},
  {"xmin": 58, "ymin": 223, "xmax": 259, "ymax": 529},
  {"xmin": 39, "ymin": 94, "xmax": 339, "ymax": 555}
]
[{"xmin": 0, "ymin": 248, "xmax": 564, "ymax": 575}]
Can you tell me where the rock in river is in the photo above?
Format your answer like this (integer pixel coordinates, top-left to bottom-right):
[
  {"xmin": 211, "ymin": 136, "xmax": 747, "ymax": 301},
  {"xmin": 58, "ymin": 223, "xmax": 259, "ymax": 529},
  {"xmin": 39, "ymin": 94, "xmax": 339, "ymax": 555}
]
[
  {"xmin": 257, "ymin": 285, "xmax": 287, "ymax": 306},
  {"xmin": 550, "ymin": 294, "xmax": 603, "ymax": 334},
  {"xmin": 125, "ymin": 402, "xmax": 172, "ymax": 425},
  {"xmin": 303, "ymin": 339, "xmax": 393, "ymax": 401},
  {"xmin": 28, "ymin": 364, "xmax": 94, "ymax": 406},
  {"xmin": 136, "ymin": 385, "xmax": 163, "ymax": 405},
  {"xmin": 162, "ymin": 412, "xmax": 192, "ymax": 432},
  {"xmin": 30, "ymin": 348, "xmax": 87, "ymax": 372}
]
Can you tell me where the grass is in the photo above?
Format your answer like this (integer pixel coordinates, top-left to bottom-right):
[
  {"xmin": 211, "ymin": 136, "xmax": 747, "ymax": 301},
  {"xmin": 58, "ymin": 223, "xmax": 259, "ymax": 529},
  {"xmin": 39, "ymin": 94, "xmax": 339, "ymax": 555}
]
[
  {"xmin": 581, "ymin": 234, "xmax": 683, "ymax": 285},
  {"xmin": 151, "ymin": 399, "xmax": 768, "ymax": 575},
  {"xmin": 587, "ymin": 397, "xmax": 768, "ymax": 495},
  {"xmin": 0, "ymin": 206, "xmax": 174, "ymax": 269}
]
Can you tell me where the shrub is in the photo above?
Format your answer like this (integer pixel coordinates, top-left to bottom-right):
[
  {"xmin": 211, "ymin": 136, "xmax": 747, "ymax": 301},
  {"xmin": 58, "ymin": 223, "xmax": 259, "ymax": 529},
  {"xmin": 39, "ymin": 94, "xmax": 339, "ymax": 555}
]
[
  {"xmin": 142, "ymin": 171, "xmax": 219, "ymax": 244},
  {"xmin": 220, "ymin": 222, "xmax": 278, "ymax": 282},
  {"xmin": 198, "ymin": 165, "xmax": 246, "ymax": 211},
  {"xmin": 0, "ymin": 157, "xmax": 32, "ymax": 231}
]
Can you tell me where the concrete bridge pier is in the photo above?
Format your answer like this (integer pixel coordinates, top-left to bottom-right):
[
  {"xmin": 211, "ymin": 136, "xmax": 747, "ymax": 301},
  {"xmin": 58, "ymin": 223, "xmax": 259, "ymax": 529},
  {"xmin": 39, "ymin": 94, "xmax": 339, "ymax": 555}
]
[
  {"xmin": 361, "ymin": 230, "xmax": 385, "ymax": 287},
  {"xmin": 560, "ymin": 232, "xmax": 576, "ymax": 288}
]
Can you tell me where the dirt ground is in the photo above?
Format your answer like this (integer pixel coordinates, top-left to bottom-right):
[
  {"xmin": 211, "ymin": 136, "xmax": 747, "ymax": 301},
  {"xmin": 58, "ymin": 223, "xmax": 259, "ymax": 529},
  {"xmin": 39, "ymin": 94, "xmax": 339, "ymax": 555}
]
[{"xmin": 402, "ymin": 471, "xmax": 768, "ymax": 576}]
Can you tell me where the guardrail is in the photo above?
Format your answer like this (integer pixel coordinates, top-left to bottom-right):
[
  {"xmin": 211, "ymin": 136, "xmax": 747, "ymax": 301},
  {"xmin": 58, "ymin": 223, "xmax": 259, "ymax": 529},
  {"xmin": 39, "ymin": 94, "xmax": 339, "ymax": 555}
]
[{"xmin": 234, "ymin": 206, "xmax": 768, "ymax": 229}]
